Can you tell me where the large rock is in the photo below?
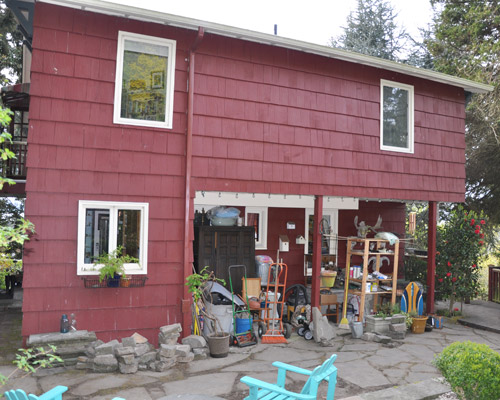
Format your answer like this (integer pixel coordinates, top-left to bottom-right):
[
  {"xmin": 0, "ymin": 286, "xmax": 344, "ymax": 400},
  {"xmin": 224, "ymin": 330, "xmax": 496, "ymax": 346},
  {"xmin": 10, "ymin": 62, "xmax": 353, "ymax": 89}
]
[
  {"xmin": 95, "ymin": 342, "xmax": 115, "ymax": 356},
  {"xmin": 159, "ymin": 344, "xmax": 176, "ymax": 358},
  {"xmin": 182, "ymin": 335, "xmax": 206, "ymax": 349},
  {"xmin": 311, "ymin": 307, "xmax": 335, "ymax": 343},
  {"xmin": 131, "ymin": 332, "xmax": 149, "ymax": 344},
  {"xmin": 93, "ymin": 354, "xmax": 118, "ymax": 372},
  {"xmin": 159, "ymin": 323, "xmax": 182, "ymax": 345},
  {"xmin": 119, "ymin": 361, "xmax": 138, "ymax": 374},
  {"xmin": 122, "ymin": 337, "xmax": 136, "ymax": 347},
  {"xmin": 139, "ymin": 351, "xmax": 157, "ymax": 364}
]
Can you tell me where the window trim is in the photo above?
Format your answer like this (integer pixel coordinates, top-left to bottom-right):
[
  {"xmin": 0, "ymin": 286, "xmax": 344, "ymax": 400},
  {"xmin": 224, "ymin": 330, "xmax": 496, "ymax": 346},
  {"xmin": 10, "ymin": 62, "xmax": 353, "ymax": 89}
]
[
  {"xmin": 304, "ymin": 209, "xmax": 338, "ymax": 256},
  {"xmin": 77, "ymin": 200, "xmax": 149, "ymax": 275},
  {"xmin": 113, "ymin": 31, "xmax": 177, "ymax": 129},
  {"xmin": 245, "ymin": 207, "xmax": 268, "ymax": 250},
  {"xmin": 380, "ymin": 79, "xmax": 414, "ymax": 154}
]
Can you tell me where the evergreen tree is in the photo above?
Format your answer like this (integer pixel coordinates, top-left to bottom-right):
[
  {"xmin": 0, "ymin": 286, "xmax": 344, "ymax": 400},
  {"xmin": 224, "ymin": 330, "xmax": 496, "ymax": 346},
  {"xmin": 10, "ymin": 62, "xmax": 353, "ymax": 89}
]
[
  {"xmin": 427, "ymin": 0, "xmax": 500, "ymax": 225},
  {"xmin": 0, "ymin": 0, "xmax": 23, "ymax": 85},
  {"xmin": 330, "ymin": 0, "xmax": 409, "ymax": 61}
]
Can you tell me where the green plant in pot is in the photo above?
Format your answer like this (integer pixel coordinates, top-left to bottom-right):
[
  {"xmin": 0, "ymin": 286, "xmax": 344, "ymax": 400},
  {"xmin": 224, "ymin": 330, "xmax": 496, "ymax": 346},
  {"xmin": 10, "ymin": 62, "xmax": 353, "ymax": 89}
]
[
  {"xmin": 94, "ymin": 246, "xmax": 139, "ymax": 287},
  {"xmin": 186, "ymin": 266, "xmax": 229, "ymax": 358},
  {"xmin": 409, "ymin": 310, "xmax": 427, "ymax": 334}
]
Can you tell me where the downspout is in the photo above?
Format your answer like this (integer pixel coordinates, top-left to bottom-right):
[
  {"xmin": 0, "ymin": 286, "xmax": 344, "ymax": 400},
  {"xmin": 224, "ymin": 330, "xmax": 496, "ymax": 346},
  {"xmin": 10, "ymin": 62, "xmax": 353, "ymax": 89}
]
[{"xmin": 182, "ymin": 27, "xmax": 205, "ymax": 336}]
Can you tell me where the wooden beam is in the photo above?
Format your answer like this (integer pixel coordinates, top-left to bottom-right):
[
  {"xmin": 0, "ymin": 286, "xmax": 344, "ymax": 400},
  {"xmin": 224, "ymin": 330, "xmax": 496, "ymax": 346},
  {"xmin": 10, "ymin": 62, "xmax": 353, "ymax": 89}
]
[
  {"xmin": 426, "ymin": 201, "xmax": 437, "ymax": 314},
  {"xmin": 311, "ymin": 195, "xmax": 323, "ymax": 312}
]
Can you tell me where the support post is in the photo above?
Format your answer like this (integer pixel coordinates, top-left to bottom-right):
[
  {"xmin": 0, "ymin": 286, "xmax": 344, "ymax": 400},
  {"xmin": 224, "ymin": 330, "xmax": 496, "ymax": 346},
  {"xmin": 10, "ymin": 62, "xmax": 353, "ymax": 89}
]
[
  {"xmin": 426, "ymin": 201, "xmax": 437, "ymax": 314},
  {"xmin": 311, "ymin": 195, "xmax": 323, "ymax": 312}
]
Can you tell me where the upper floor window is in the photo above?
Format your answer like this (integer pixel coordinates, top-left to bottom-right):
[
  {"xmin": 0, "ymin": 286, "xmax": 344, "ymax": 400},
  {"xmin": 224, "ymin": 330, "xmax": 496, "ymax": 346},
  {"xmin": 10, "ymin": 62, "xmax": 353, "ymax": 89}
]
[
  {"xmin": 114, "ymin": 31, "xmax": 176, "ymax": 129},
  {"xmin": 77, "ymin": 200, "xmax": 149, "ymax": 275},
  {"xmin": 380, "ymin": 80, "xmax": 414, "ymax": 153}
]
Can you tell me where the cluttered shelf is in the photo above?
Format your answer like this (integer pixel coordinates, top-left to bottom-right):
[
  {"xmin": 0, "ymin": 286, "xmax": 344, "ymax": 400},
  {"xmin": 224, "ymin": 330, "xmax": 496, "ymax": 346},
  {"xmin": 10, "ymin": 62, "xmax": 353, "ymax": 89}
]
[
  {"xmin": 349, "ymin": 290, "xmax": 392, "ymax": 296},
  {"xmin": 349, "ymin": 251, "xmax": 395, "ymax": 256},
  {"xmin": 350, "ymin": 278, "xmax": 392, "ymax": 283}
]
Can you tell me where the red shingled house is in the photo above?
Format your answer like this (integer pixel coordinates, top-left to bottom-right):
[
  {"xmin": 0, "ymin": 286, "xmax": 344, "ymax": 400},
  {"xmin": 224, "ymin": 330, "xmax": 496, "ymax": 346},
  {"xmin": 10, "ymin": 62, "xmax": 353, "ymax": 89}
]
[{"xmin": 2, "ymin": 0, "xmax": 491, "ymax": 344}]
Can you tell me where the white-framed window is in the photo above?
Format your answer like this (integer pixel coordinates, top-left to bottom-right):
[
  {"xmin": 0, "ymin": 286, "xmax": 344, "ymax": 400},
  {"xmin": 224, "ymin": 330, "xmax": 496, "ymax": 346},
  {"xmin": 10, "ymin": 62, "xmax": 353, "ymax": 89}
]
[
  {"xmin": 245, "ymin": 207, "xmax": 268, "ymax": 250},
  {"xmin": 304, "ymin": 209, "xmax": 338, "ymax": 255},
  {"xmin": 380, "ymin": 79, "xmax": 414, "ymax": 154},
  {"xmin": 113, "ymin": 31, "xmax": 176, "ymax": 129},
  {"xmin": 77, "ymin": 200, "xmax": 149, "ymax": 275}
]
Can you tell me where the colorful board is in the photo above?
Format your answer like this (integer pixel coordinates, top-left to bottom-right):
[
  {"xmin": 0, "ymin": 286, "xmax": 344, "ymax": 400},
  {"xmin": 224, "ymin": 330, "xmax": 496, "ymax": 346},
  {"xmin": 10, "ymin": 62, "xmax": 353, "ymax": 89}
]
[{"xmin": 400, "ymin": 282, "xmax": 424, "ymax": 315}]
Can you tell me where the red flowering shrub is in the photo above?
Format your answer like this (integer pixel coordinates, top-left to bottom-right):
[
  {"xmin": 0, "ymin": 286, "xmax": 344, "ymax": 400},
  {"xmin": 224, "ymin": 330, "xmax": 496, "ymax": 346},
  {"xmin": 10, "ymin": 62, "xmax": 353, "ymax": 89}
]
[{"xmin": 436, "ymin": 205, "xmax": 486, "ymax": 315}]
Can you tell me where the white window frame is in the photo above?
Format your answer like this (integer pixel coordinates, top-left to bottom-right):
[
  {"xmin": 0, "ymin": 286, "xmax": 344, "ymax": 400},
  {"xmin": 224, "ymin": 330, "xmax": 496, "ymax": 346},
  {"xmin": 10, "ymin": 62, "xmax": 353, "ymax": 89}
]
[
  {"xmin": 304, "ymin": 209, "xmax": 338, "ymax": 255},
  {"xmin": 380, "ymin": 79, "xmax": 414, "ymax": 154},
  {"xmin": 113, "ymin": 31, "xmax": 177, "ymax": 129},
  {"xmin": 245, "ymin": 207, "xmax": 268, "ymax": 250},
  {"xmin": 77, "ymin": 200, "xmax": 149, "ymax": 275}
]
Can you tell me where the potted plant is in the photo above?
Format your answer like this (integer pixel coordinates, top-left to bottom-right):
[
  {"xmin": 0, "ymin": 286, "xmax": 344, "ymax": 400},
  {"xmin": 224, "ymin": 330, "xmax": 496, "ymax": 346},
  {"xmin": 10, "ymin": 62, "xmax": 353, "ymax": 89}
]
[
  {"xmin": 186, "ymin": 267, "xmax": 230, "ymax": 358},
  {"xmin": 94, "ymin": 246, "xmax": 139, "ymax": 288},
  {"xmin": 409, "ymin": 310, "xmax": 427, "ymax": 334}
]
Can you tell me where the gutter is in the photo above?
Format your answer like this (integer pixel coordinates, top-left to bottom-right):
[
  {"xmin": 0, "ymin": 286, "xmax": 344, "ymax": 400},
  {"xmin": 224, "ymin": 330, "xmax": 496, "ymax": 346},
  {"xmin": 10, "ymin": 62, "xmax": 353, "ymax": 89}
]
[{"xmin": 182, "ymin": 27, "xmax": 205, "ymax": 336}]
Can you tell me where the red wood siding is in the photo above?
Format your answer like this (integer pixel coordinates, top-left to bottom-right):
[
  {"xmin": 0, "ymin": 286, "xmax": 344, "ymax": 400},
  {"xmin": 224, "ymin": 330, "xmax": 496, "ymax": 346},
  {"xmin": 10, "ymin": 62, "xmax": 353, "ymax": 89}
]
[
  {"xmin": 190, "ymin": 35, "xmax": 466, "ymax": 202},
  {"xmin": 24, "ymin": 3, "xmax": 197, "ymax": 344},
  {"xmin": 23, "ymin": 2, "xmax": 465, "ymax": 341}
]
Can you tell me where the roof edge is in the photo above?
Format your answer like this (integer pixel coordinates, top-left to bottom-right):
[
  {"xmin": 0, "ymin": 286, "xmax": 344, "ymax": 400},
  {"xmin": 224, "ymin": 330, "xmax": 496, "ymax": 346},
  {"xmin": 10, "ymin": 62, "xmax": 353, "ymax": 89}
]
[{"xmin": 39, "ymin": 0, "xmax": 493, "ymax": 94}]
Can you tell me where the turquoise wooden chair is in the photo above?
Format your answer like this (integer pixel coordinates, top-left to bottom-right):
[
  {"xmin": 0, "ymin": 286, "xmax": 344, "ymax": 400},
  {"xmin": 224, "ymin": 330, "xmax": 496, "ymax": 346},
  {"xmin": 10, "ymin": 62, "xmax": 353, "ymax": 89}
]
[
  {"xmin": 4, "ymin": 386, "xmax": 67, "ymax": 400},
  {"xmin": 240, "ymin": 354, "xmax": 337, "ymax": 400}
]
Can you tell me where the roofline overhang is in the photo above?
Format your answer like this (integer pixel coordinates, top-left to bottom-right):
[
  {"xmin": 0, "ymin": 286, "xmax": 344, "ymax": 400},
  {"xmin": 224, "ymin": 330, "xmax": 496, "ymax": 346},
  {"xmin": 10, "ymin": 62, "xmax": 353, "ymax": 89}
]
[{"xmin": 38, "ymin": 0, "xmax": 493, "ymax": 94}]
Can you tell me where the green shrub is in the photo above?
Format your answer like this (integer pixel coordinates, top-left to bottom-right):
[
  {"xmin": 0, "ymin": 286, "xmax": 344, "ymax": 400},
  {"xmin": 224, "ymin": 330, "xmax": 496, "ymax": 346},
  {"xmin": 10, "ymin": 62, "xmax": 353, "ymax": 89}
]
[{"xmin": 433, "ymin": 341, "xmax": 500, "ymax": 400}]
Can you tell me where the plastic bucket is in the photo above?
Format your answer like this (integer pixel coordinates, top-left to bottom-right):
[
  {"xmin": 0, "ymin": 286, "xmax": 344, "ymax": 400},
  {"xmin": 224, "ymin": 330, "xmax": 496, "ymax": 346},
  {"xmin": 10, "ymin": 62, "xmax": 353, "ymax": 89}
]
[
  {"xmin": 235, "ymin": 317, "xmax": 252, "ymax": 334},
  {"xmin": 350, "ymin": 321, "xmax": 363, "ymax": 339}
]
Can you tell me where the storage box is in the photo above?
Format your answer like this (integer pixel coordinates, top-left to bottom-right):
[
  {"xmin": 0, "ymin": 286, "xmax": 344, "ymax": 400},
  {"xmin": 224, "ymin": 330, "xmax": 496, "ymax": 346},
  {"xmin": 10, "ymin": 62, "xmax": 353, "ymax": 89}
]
[
  {"xmin": 430, "ymin": 314, "xmax": 444, "ymax": 329},
  {"xmin": 320, "ymin": 293, "xmax": 337, "ymax": 304}
]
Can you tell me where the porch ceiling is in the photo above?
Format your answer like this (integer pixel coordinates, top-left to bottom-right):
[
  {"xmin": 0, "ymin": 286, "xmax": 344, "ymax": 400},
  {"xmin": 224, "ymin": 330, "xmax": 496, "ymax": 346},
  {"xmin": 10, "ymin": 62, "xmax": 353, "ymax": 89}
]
[{"xmin": 194, "ymin": 191, "xmax": 359, "ymax": 210}]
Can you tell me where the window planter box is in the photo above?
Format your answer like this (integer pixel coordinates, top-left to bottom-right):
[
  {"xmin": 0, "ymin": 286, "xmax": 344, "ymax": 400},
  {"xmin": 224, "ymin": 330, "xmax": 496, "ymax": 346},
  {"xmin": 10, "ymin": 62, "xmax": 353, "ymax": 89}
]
[{"xmin": 82, "ymin": 276, "xmax": 147, "ymax": 288}]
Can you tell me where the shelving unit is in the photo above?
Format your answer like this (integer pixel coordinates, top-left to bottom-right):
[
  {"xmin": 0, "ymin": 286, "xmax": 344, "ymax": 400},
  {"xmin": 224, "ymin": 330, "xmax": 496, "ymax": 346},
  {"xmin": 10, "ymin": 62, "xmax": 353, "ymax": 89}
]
[{"xmin": 345, "ymin": 237, "xmax": 399, "ymax": 322}]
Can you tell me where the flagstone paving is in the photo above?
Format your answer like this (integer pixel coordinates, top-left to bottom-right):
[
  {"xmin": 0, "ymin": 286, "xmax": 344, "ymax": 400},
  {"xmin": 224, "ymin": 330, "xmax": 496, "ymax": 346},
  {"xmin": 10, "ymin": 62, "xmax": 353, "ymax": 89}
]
[{"xmin": 1, "ymin": 298, "xmax": 499, "ymax": 399}]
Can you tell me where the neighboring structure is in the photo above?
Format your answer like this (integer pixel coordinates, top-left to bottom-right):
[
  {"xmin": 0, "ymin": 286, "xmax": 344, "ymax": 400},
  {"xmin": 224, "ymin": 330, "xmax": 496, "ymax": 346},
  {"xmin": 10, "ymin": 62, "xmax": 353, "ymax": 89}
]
[{"xmin": 2, "ymin": 0, "xmax": 492, "ymax": 344}]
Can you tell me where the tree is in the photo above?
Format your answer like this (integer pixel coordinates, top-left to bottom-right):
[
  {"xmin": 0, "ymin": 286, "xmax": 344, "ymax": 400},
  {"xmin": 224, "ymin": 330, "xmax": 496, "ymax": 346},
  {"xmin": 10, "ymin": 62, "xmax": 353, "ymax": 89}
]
[
  {"xmin": 0, "ymin": 105, "xmax": 33, "ymax": 289},
  {"xmin": 426, "ymin": 1, "xmax": 500, "ymax": 225},
  {"xmin": 435, "ymin": 206, "xmax": 486, "ymax": 315},
  {"xmin": 330, "ymin": 0, "xmax": 410, "ymax": 61},
  {"xmin": 0, "ymin": 0, "xmax": 23, "ymax": 85}
]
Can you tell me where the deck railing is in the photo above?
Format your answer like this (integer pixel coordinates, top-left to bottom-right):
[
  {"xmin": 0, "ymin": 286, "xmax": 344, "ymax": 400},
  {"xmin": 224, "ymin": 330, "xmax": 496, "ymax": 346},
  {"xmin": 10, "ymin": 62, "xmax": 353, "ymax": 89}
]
[
  {"xmin": 2, "ymin": 141, "xmax": 27, "ymax": 180},
  {"xmin": 488, "ymin": 266, "xmax": 500, "ymax": 303}
]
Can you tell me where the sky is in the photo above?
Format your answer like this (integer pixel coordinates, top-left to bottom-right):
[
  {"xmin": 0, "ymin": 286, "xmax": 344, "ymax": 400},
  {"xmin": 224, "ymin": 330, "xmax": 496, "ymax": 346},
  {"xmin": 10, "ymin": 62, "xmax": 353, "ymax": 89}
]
[{"xmin": 107, "ymin": 0, "xmax": 435, "ymax": 46}]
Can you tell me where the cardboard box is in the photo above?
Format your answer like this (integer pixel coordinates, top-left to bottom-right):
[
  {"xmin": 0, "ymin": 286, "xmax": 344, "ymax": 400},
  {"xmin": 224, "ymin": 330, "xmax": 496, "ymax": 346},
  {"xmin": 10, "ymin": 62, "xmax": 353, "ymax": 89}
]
[{"xmin": 320, "ymin": 293, "xmax": 337, "ymax": 304}]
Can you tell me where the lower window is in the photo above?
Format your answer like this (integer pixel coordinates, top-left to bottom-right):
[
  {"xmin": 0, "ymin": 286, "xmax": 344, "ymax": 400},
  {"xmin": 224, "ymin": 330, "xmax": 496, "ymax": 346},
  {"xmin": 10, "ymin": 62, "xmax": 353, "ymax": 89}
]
[{"xmin": 77, "ymin": 200, "xmax": 149, "ymax": 275}]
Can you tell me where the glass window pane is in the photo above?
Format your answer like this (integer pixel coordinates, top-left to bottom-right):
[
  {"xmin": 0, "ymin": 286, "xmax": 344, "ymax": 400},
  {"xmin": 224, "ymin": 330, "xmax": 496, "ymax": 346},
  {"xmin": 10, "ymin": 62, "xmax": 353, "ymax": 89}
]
[
  {"xmin": 247, "ymin": 213, "xmax": 260, "ymax": 241},
  {"xmin": 383, "ymin": 85, "xmax": 409, "ymax": 148},
  {"xmin": 121, "ymin": 39, "xmax": 168, "ymax": 123},
  {"xmin": 117, "ymin": 209, "xmax": 141, "ymax": 259},
  {"xmin": 84, "ymin": 209, "xmax": 109, "ymax": 263}
]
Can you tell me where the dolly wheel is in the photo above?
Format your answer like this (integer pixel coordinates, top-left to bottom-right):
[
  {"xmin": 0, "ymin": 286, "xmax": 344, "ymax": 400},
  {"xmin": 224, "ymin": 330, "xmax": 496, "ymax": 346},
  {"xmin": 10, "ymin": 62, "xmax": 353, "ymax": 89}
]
[
  {"xmin": 258, "ymin": 323, "xmax": 266, "ymax": 338},
  {"xmin": 284, "ymin": 323, "xmax": 292, "ymax": 339},
  {"xmin": 304, "ymin": 330, "xmax": 313, "ymax": 341},
  {"xmin": 297, "ymin": 326, "xmax": 306, "ymax": 337}
]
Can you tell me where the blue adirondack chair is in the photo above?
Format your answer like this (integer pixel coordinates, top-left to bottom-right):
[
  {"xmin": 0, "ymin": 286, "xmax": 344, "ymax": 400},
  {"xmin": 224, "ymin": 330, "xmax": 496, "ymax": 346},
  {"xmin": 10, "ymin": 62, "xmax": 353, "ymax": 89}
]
[
  {"xmin": 240, "ymin": 354, "xmax": 338, "ymax": 400},
  {"xmin": 4, "ymin": 386, "xmax": 67, "ymax": 400}
]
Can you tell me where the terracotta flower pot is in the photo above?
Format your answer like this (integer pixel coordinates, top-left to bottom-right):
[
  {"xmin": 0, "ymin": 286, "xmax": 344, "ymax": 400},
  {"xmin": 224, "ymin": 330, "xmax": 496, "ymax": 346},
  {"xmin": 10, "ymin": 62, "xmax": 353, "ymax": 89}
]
[{"xmin": 411, "ymin": 316, "xmax": 427, "ymax": 334}]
